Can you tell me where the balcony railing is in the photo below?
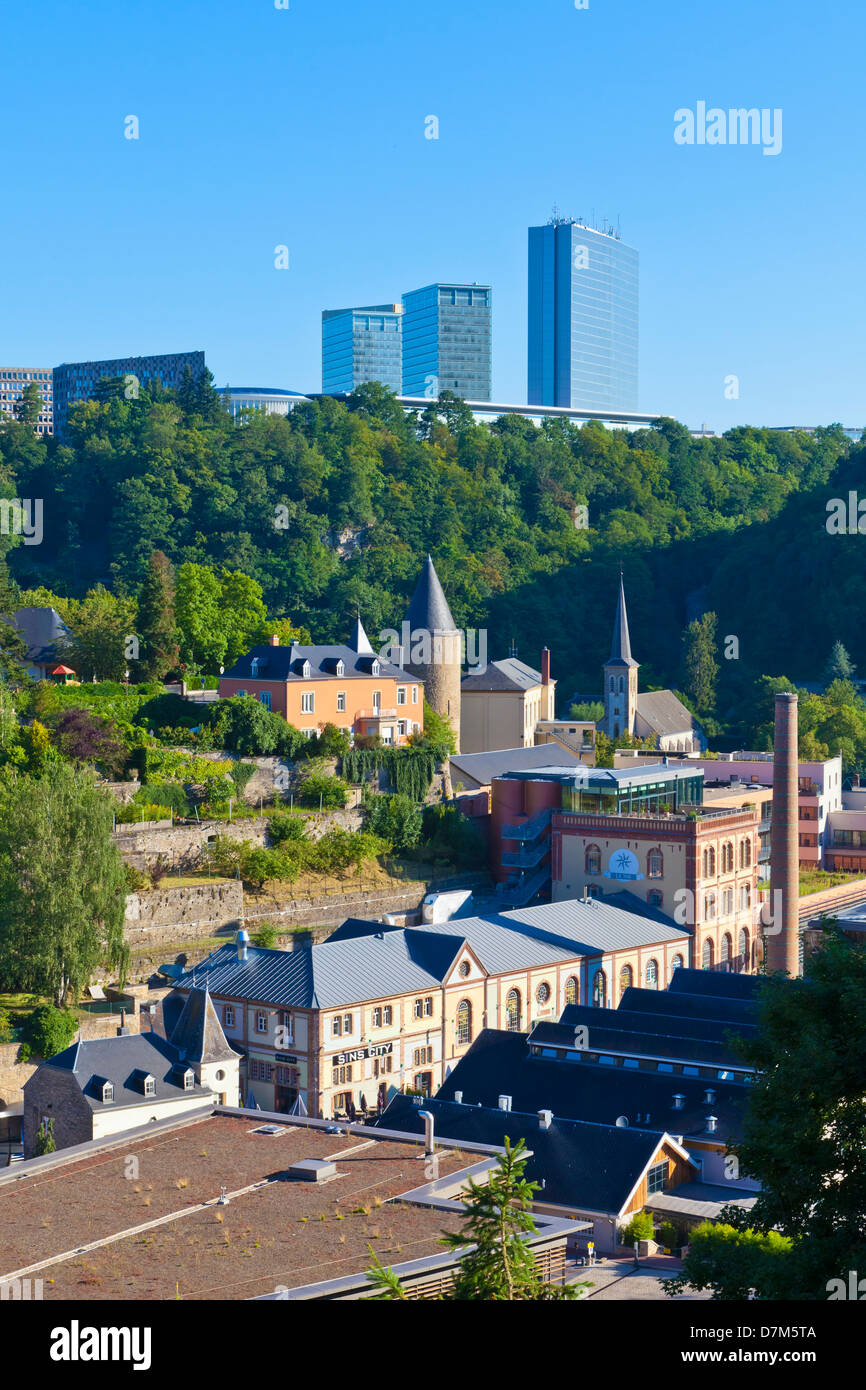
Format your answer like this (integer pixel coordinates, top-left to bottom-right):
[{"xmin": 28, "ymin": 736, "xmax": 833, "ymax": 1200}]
[{"xmin": 355, "ymin": 708, "xmax": 398, "ymax": 721}]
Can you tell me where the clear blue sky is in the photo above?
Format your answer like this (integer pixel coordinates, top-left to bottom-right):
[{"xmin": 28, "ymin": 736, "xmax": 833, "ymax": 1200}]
[{"xmin": 2, "ymin": 0, "xmax": 863, "ymax": 428}]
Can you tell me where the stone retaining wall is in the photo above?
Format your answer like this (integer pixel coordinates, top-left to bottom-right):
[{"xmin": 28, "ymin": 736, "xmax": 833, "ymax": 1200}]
[{"xmin": 124, "ymin": 881, "xmax": 244, "ymax": 948}]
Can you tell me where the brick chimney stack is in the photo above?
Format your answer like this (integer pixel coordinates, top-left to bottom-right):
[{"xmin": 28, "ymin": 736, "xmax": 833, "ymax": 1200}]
[
  {"xmin": 269, "ymin": 634, "xmax": 279, "ymax": 647},
  {"xmin": 766, "ymin": 692, "xmax": 800, "ymax": 976},
  {"xmin": 541, "ymin": 647, "xmax": 551, "ymax": 686}
]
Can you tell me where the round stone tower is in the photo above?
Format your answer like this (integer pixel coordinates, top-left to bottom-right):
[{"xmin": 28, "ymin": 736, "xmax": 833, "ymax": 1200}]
[{"xmin": 403, "ymin": 555, "xmax": 462, "ymax": 752}]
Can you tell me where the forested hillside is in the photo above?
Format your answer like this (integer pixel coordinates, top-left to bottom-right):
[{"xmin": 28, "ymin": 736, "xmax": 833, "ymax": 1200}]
[{"xmin": 0, "ymin": 375, "xmax": 859, "ymax": 709}]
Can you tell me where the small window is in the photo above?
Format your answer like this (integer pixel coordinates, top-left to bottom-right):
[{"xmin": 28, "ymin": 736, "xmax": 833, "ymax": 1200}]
[
  {"xmin": 397, "ymin": 687, "xmax": 407, "ymax": 705},
  {"xmin": 256, "ymin": 1011, "xmax": 268, "ymax": 1034},
  {"xmin": 144, "ymin": 1076, "xmax": 156, "ymax": 1097},
  {"xmin": 301, "ymin": 691, "xmax": 314, "ymax": 714},
  {"xmin": 456, "ymin": 999, "xmax": 472, "ymax": 1045},
  {"xmin": 458, "ymin": 960, "xmax": 470, "ymax": 978},
  {"xmin": 536, "ymin": 982, "xmax": 551, "ymax": 1004},
  {"xmin": 564, "ymin": 976, "xmax": 578, "ymax": 1006},
  {"xmin": 343, "ymin": 1013, "xmax": 353, "ymax": 1033},
  {"xmin": 336, "ymin": 660, "xmax": 345, "ymax": 677},
  {"xmin": 424, "ymin": 996, "xmax": 433, "ymax": 1017},
  {"xmin": 647, "ymin": 1161, "xmax": 668, "ymax": 1195},
  {"xmin": 184, "ymin": 1070, "xmax": 195, "ymax": 1090},
  {"xmin": 102, "ymin": 1082, "xmax": 114, "ymax": 1103},
  {"xmin": 414, "ymin": 998, "xmax": 423, "ymax": 1020},
  {"xmin": 224, "ymin": 1006, "xmax": 235, "ymax": 1027},
  {"xmin": 384, "ymin": 1005, "xmax": 393, "ymax": 1026},
  {"xmin": 336, "ymin": 691, "xmax": 346, "ymax": 712},
  {"xmin": 412, "ymin": 686, "xmax": 418, "ymax": 704},
  {"xmin": 371, "ymin": 660, "xmax": 380, "ymax": 676},
  {"xmin": 260, "ymin": 691, "xmax": 271, "ymax": 710},
  {"xmin": 372, "ymin": 1007, "xmax": 382, "ymax": 1028},
  {"xmin": 302, "ymin": 660, "xmax": 311, "ymax": 679},
  {"xmin": 332, "ymin": 1015, "xmax": 342, "ymax": 1037}
]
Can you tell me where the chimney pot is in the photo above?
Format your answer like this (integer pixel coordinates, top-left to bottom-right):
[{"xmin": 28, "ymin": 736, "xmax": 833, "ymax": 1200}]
[
  {"xmin": 706, "ymin": 1114, "xmax": 719, "ymax": 1134},
  {"xmin": 498, "ymin": 1094, "xmax": 512, "ymax": 1112},
  {"xmin": 703, "ymin": 1088, "xmax": 716, "ymax": 1105},
  {"xmin": 270, "ymin": 634, "xmax": 279, "ymax": 646},
  {"xmin": 672, "ymin": 1093, "xmax": 685, "ymax": 1110},
  {"xmin": 538, "ymin": 1109, "xmax": 553, "ymax": 1130}
]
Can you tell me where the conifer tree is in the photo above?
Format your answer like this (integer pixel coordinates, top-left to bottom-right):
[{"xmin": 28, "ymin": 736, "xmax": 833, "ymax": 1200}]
[{"xmin": 135, "ymin": 550, "xmax": 179, "ymax": 681}]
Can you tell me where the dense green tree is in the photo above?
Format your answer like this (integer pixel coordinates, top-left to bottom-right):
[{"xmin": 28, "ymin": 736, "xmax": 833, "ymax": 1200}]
[
  {"xmin": 666, "ymin": 932, "xmax": 866, "ymax": 1300},
  {"xmin": 0, "ymin": 761, "xmax": 129, "ymax": 1005},
  {"xmin": 681, "ymin": 612, "xmax": 719, "ymax": 712},
  {"xmin": 823, "ymin": 640, "xmax": 856, "ymax": 686},
  {"xmin": 134, "ymin": 550, "xmax": 180, "ymax": 680},
  {"xmin": 13, "ymin": 382, "xmax": 43, "ymax": 427},
  {"xmin": 68, "ymin": 585, "xmax": 136, "ymax": 682},
  {"xmin": 365, "ymin": 792, "xmax": 423, "ymax": 851}
]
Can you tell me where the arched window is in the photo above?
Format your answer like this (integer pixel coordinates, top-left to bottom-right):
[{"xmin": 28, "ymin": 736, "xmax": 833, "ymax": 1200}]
[
  {"xmin": 702, "ymin": 846, "xmax": 716, "ymax": 877},
  {"xmin": 619, "ymin": 964, "xmax": 633, "ymax": 998},
  {"xmin": 721, "ymin": 933, "xmax": 732, "ymax": 968},
  {"xmin": 456, "ymin": 999, "xmax": 472, "ymax": 1045},
  {"xmin": 564, "ymin": 976, "xmax": 579, "ymax": 1007},
  {"xmin": 618, "ymin": 676, "xmax": 624, "ymax": 693},
  {"xmin": 592, "ymin": 969, "xmax": 606, "ymax": 1008},
  {"xmin": 609, "ymin": 676, "xmax": 615, "ymax": 692},
  {"xmin": 671, "ymin": 953, "xmax": 684, "ymax": 976},
  {"xmin": 646, "ymin": 959, "xmax": 659, "ymax": 989},
  {"xmin": 705, "ymin": 892, "xmax": 717, "ymax": 920},
  {"xmin": 648, "ymin": 890, "xmax": 663, "ymax": 908},
  {"xmin": 647, "ymin": 848, "xmax": 663, "ymax": 879},
  {"xmin": 702, "ymin": 938, "xmax": 714, "ymax": 970},
  {"xmin": 585, "ymin": 844, "xmax": 601, "ymax": 874},
  {"xmin": 613, "ymin": 724, "xmax": 620, "ymax": 738},
  {"xmin": 739, "ymin": 883, "xmax": 751, "ymax": 910},
  {"xmin": 505, "ymin": 989, "xmax": 522, "ymax": 1032},
  {"xmin": 739, "ymin": 838, "xmax": 752, "ymax": 868},
  {"xmin": 722, "ymin": 842, "xmax": 734, "ymax": 873},
  {"xmin": 738, "ymin": 927, "xmax": 749, "ymax": 971}
]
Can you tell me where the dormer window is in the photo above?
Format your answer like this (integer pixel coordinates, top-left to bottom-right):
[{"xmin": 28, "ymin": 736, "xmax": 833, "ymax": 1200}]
[
  {"xmin": 302, "ymin": 660, "xmax": 311, "ymax": 679},
  {"xmin": 251, "ymin": 657, "xmax": 260, "ymax": 677},
  {"xmin": 336, "ymin": 660, "xmax": 345, "ymax": 677},
  {"xmin": 144, "ymin": 1075, "xmax": 156, "ymax": 1097},
  {"xmin": 102, "ymin": 1081, "xmax": 114, "ymax": 1103},
  {"xmin": 371, "ymin": 659, "xmax": 380, "ymax": 676}
]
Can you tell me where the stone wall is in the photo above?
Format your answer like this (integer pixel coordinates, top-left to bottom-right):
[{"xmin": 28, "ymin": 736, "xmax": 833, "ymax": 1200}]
[
  {"xmin": 124, "ymin": 881, "xmax": 244, "ymax": 948},
  {"xmin": 115, "ymin": 807, "xmax": 365, "ymax": 870}
]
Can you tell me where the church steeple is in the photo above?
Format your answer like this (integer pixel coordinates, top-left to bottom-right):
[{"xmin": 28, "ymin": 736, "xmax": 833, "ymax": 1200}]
[
  {"xmin": 608, "ymin": 572, "xmax": 639, "ymax": 668},
  {"xmin": 603, "ymin": 575, "xmax": 639, "ymax": 738}
]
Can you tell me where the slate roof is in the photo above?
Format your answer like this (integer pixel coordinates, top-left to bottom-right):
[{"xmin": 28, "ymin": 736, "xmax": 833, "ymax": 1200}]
[
  {"xmin": 556, "ymin": 1002, "xmax": 757, "ymax": 1063},
  {"xmin": 377, "ymin": 1094, "xmax": 692, "ymax": 1215},
  {"xmin": 33, "ymin": 1032, "xmax": 213, "ymax": 1113},
  {"xmin": 529, "ymin": 1017, "xmax": 752, "ymax": 1071},
  {"xmin": 667, "ymin": 966, "xmax": 764, "ymax": 1001},
  {"xmin": 448, "ymin": 742, "xmax": 581, "ymax": 789},
  {"xmin": 461, "ymin": 658, "xmax": 546, "ymax": 693},
  {"xmin": 433, "ymin": 1028, "xmax": 750, "ymax": 1144},
  {"xmin": 168, "ymin": 987, "xmax": 238, "ymax": 1065},
  {"xmin": 404, "ymin": 556, "xmax": 457, "ymax": 633},
  {"xmin": 607, "ymin": 576, "xmax": 639, "ymax": 669},
  {"xmin": 173, "ymin": 898, "xmax": 689, "ymax": 1011},
  {"xmin": 636, "ymin": 690, "xmax": 700, "ymax": 738},
  {"xmin": 619, "ymin": 985, "xmax": 759, "ymax": 1028},
  {"xmin": 13, "ymin": 607, "xmax": 71, "ymax": 665},
  {"xmin": 222, "ymin": 642, "xmax": 405, "ymax": 683},
  {"xmin": 645, "ymin": 1182, "xmax": 758, "ymax": 1221}
]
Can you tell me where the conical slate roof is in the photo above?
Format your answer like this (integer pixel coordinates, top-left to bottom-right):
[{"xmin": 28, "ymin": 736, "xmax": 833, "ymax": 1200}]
[
  {"xmin": 405, "ymin": 556, "xmax": 457, "ymax": 634},
  {"xmin": 347, "ymin": 614, "xmax": 374, "ymax": 654},
  {"xmin": 168, "ymin": 986, "xmax": 237, "ymax": 1065},
  {"xmin": 607, "ymin": 575, "xmax": 639, "ymax": 669}
]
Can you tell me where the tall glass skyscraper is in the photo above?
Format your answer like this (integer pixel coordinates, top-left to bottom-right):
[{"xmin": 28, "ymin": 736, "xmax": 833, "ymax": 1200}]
[
  {"xmin": 321, "ymin": 304, "xmax": 403, "ymax": 394},
  {"xmin": 528, "ymin": 219, "xmax": 638, "ymax": 411},
  {"xmin": 401, "ymin": 283, "xmax": 492, "ymax": 400}
]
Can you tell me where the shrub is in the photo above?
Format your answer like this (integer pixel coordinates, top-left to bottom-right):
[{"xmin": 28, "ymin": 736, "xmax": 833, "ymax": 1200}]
[
  {"xmin": 421, "ymin": 803, "xmax": 485, "ymax": 867},
  {"xmin": 17, "ymin": 1043, "xmax": 31, "ymax": 1063},
  {"xmin": 366, "ymin": 793, "xmax": 423, "ymax": 852},
  {"xmin": 0, "ymin": 1008, "xmax": 12, "ymax": 1044},
  {"xmin": 124, "ymin": 863, "xmax": 151, "ymax": 892},
  {"xmin": 25, "ymin": 1005, "xmax": 79, "ymax": 1060},
  {"xmin": 253, "ymin": 923, "xmax": 278, "ymax": 948},
  {"xmin": 619, "ymin": 1210, "xmax": 655, "ymax": 1246},
  {"xmin": 267, "ymin": 813, "xmax": 308, "ymax": 845},
  {"xmin": 298, "ymin": 771, "xmax": 349, "ymax": 809},
  {"xmin": 657, "ymin": 1221, "xmax": 679, "ymax": 1250},
  {"xmin": 301, "ymin": 723, "xmax": 352, "ymax": 759},
  {"xmin": 137, "ymin": 783, "xmax": 192, "ymax": 817}
]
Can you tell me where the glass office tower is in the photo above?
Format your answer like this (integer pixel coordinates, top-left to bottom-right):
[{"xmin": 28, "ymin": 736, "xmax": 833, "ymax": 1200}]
[
  {"xmin": 401, "ymin": 283, "xmax": 492, "ymax": 400},
  {"xmin": 53, "ymin": 350, "xmax": 206, "ymax": 439},
  {"xmin": 528, "ymin": 219, "xmax": 638, "ymax": 411},
  {"xmin": 321, "ymin": 304, "xmax": 403, "ymax": 394}
]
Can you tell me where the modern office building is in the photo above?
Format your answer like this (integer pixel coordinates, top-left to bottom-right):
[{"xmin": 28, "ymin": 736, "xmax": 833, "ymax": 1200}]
[
  {"xmin": 222, "ymin": 386, "xmax": 308, "ymax": 418},
  {"xmin": 321, "ymin": 304, "xmax": 403, "ymax": 394},
  {"xmin": 401, "ymin": 283, "xmax": 492, "ymax": 400},
  {"xmin": 0, "ymin": 367, "xmax": 54, "ymax": 435},
  {"xmin": 528, "ymin": 217, "xmax": 638, "ymax": 411},
  {"xmin": 52, "ymin": 349, "xmax": 206, "ymax": 438}
]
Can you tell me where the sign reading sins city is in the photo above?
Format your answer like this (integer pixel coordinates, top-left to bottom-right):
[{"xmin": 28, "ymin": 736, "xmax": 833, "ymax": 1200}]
[{"xmin": 336, "ymin": 1042, "xmax": 394, "ymax": 1065}]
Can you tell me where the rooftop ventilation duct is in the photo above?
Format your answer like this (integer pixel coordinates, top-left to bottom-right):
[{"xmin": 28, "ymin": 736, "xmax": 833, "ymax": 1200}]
[
  {"xmin": 703, "ymin": 1087, "xmax": 716, "ymax": 1105},
  {"xmin": 672, "ymin": 1093, "xmax": 686, "ymax": 1111},
  {"xmin": 498, "ymin": 1095, "xmax": 512, "ymax": 1112},
  {"xmin": 454, "ymin": 1090, "xmax": 463, "ymax": 1105},
  {"xmin": 419, "ymin": 1110, "xmax": 436, "ymax": 1156},
  {"xmin": 538, "ymin": 1109, "xmax": 553, "ymax": 1130},
  {"xmin": 615, "ymin": 1115, "xmax": 629, "ymax": 1128},
  {"xmin": 706, "ymin": 1115, "xmax": 719, "ymax": 1134},
  {"xmin": 235, "ymin": 928, "xmax": 250, "ymax": 962}
]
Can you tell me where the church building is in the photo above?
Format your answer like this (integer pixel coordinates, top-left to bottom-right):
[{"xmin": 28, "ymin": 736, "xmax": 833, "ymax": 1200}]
[{"xmin": 602, "ymin": 577, "xmax": 705, "ymax": 754}]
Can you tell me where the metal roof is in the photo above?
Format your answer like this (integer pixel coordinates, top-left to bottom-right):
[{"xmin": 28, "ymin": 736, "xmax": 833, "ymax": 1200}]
[
  {"xmin": 404, "ymin": 556, "xmax": 457, "ymax": 634},
  {"xmin": 461, "ymin": 658, "xmax": 545, "ymax": 692},
  {"xmin": 449, "ymin": 742, "xmax": 582, "ymax": 789},
  {"xmin": 635, "ymin": 690, "xmax": 699, "ymax": 737}
]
